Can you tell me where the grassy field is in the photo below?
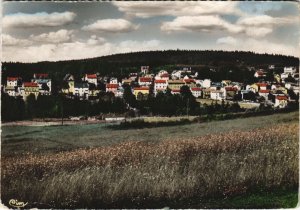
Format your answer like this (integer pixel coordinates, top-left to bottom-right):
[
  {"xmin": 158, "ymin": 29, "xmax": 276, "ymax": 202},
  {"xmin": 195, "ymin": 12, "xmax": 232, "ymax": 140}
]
[
  {"xmin": 1, "ymin": 111, "xmax": 299, "ymax": 208},
  {"xmin": 2, "ymin": 111, "xmax": 298, "ymax": 156}
]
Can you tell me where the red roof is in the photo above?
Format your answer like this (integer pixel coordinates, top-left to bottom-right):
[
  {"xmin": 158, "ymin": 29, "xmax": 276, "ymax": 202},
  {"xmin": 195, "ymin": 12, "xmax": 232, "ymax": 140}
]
[
  {"xmin": 106, "ymin": 84, "xmax": 118, "ymax": 88},
  {"xmin": 139, "ymin": 77, "xmax": 152, "ymax": 82},
  {"xmin": 134, "ymin": 87, "xmax": 149, "ymax": 91},
  {"xmin": 86, "ymin": 74, "xmax": 97, "ymax": 79},
  {"xmin": 7, "ymin": 77, "xmax": 20, "ymax": 81},
  {"xmin": 154, "ymin": 80, "xmax": 167, "ymax": 84},
  {"xmin": 184, "ymin": 79, "xmax": 195, "ymax": 83},
  {"xmin": 34, "ymin": 73, "xmax": 48, "ymax": 78},
  {"xmin": 257, "ymin": 83, "xmax": 268, "ymax": 87},
  {"xmin": 225, "ymin": 87, "xmax": 237, "ymax": 91},
  {"xmin": 191, "ymin": 87, "xmax": 202, "ymax": 91},
  {"xmin": 172, "ymin": 89, "xmax": 181, "ymax": 93},
  {"xmin": 259, "ymin": 90, "xmax": 270, "ymax": 93},
  {"xmin": 161, "ymin": 73, "xmax": 169, "ymax": 77},
  {"xmin": 24, "ymin": 82, "xmax": 38, "ymax": 87},
  {"xmin": 256, "ymin": 71, "xmax": 265, "ymax": 75},
  {"xmin": 276, "ymin": 96, "xmax": 288, "ymax": 100}
]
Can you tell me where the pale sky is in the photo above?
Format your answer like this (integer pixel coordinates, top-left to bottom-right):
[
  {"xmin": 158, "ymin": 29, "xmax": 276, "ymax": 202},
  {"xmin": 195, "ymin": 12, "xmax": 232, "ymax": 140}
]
[{"xmin": 2, "ymin": 1, "xmax": 300, "ymax": 63}]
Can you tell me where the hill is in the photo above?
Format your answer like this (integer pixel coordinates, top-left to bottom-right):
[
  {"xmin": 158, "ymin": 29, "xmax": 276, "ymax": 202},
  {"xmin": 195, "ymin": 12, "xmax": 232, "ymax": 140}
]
[{"xmin": 2, "ymin": 50, "xmax": 299, "ymax": 85}]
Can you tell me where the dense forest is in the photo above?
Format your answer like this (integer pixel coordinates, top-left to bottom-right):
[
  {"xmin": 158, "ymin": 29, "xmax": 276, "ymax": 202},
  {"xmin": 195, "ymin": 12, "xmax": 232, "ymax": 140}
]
[{"xmin": 2, "ymin": 50, "xmax": 299, "ymax": 85}]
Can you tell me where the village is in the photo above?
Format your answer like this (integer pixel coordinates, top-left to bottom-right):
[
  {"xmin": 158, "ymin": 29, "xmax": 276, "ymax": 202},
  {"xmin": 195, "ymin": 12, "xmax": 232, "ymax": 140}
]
[{"xmin": 3, "ymin": 65, "xmax": 299, "ymax": 111}]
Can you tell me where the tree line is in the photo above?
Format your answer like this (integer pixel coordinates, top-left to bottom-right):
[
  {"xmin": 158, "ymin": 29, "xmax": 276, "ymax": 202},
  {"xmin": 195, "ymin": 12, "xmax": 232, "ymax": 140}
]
[{"xmin": 1, "ymin": 85, "xmax": 245, "ymax": 122}]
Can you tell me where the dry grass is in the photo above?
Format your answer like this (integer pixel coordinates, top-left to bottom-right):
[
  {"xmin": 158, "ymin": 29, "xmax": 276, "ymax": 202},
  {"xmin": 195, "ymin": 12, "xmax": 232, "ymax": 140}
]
[{"xmin": 1, "ymin": 122, "xmax": 298, "ymax": 208}]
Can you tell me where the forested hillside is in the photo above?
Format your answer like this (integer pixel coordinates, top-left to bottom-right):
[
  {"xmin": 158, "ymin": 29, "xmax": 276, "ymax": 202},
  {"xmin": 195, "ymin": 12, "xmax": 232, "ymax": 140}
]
[{"xmin": 2, "ymin": 50, "xmax": 299, "ymax": 84}]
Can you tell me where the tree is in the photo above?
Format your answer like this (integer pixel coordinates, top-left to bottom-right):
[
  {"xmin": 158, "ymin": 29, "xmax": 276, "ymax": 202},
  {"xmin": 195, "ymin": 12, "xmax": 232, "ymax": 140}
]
[
  {"xmin": 123, "ymin": 84, "xmax": 136, "ymax": 107},
  {"xmin": 26, "ymin": 94, "xmax": 37, "ymax": 119}
]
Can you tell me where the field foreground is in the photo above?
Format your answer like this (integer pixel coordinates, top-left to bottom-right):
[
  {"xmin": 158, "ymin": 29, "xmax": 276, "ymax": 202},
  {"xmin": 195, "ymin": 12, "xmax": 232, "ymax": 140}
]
[{"xmin": 1, "ymin": 112, "xmax": 299, "ymax": 208}]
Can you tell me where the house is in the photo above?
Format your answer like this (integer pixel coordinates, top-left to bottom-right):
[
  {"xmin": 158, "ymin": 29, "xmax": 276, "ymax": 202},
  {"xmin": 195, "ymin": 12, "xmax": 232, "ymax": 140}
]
[
  {"xmin": 232, "ymin": 82, "xmax": 242, "ymax": 91},
  {"xmin": 138, "ymin": 77, "xmax": 152, "ymax": 86},
  {"xmin": 133, "ymin": 87, "xmax": 149, "ymax": 99},
  {"xmin": 171, "ymin": 89, "xmax": 181, "ymax": 95},
  {"xmin": 184, "ymin": 78, "xmax": 197, "ymax": 88},
  {"xmin": 32, "ymin": 78, "xmax": 52, "ymax": 94},
  {"xmin": 246, "ymin": 84, "xmax": 258, "ymax": 93},
  {"xmin": 85, "ymin": 74, "xmax": 97, "ymax": 86},
  {"xmin": 5, "ymin": 86, "xmax": 18, "ymax": 97},
  {"xmin": 275, "ymin": 95, "xmax": 288, "ymax": 108},
  {"xmin": 141, "ymin": 66, "xmax": 150, "ymax": 75},
  {"xmin": 284, "ymin": 67, "xmax": 297, "ymax": 75},
  {"xmin": 202, "ymin": 88, "xmax": 211, "ymax": 99},
  {"xmin": 275, "ymin": 87, "xmax": 288, "ymax": 95},
  {"xmin": 268, "ymin": 65, "xmax": 275, "ymax": 70},
  {"xmin": 202, "ymin": 79, "xmax": 211, "ymax": 88},
  {"xmin": 191, "ymin": 87, "xmax": 202, "ymax": 98},
  {"xmin": 171, "ymin": 70, "xmax": 182, "ymax": 79},
  {"xmin": 62, "ymin": 74, "xmax": 75, "ymax": 95},
  {"xmin": 74, "ymin": 83, "xmax": 89, "ymax": 100},
  {"xmin": 32, "ymin": 73, "xmax": 52, "ymax": 93},
  {"xmin": 240, "ymin": 90, "xmax": 251, "ymax": 100},
  {"xmin": 168, "ymin": 80, "xmax": 185, "ymax": 90},
  {"xmin": 160, "ymin": 73, "xmax": 170, "ymax": 81},
  {"xmin": 33, "ymin": 73, "xmax": 49, "ymax": 79},
  {"xmin": 115, "ymin": 86, "xmax": 124, "ymax": 98},
  {"xmin": 271, "ymin": 84, "xmax": 281, "ymax": 90},
  {"xmin": 106, "ymin": 83, "xmax": 119, "ymax": 95},
  {"xmin": 256, "ymin": 83, "xmax": 268, "ymax": 91},
  {"xmin": 258, "ymin": 89, "xmax": 270, "ymax": 99},
  {"xmin": 129, "ymin": 73, "xmax": 138, "ymax": 81},
  {"xmin": 23, "ymin": 82, "xmax": 39, "ymax": 99},
  {"xmin": 254, "ymin": 70, "xmax": 266, "ymax": 78},
  {"xmin": 7, "ymin": 77, "xmax": 21, "ymax": 87},
  {"xmin": 224, "ymin": 87, "xmax": 237, "ymax": 100},
  {"xmin": 274, "ymin": 74, "xmax": 281, "ymax": 83},
  {"xmin": 222, "ymin": 80, "xmax": 231, "ymax": 86},
  {"xmin": 122, "ymin": 79, "xmax": 133, "ymax": 85},
  {"xmin": 109, "ymin": 77, "xmax": 118, "ymax": 84},
  {"xmin": 210, "ymin": 90, "xmax": 225, "ymax": 100},
  {"xmin": 280, "ymin": 73, "xmax": 290, "ymax": 81},
  {"xmin": 88, "ymin": 84, "xmax": 100, "ymax": 99},
  {"xmin": 154, "ymin": 80, "xmax": 168, "ymax": 95}
]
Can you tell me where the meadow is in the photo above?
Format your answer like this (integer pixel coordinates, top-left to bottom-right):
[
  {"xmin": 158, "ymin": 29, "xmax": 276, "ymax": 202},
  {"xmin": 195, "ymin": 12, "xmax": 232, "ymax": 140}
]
[{"xmin": 1, "ymin": 111, "xmax": 299, "ymax": 208}]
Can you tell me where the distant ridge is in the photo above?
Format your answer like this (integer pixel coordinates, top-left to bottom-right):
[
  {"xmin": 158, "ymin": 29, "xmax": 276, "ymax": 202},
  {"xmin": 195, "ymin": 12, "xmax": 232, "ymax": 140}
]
[{"xmin": 2, "ymin": 49, "xmax": 299, "ymax": 83}]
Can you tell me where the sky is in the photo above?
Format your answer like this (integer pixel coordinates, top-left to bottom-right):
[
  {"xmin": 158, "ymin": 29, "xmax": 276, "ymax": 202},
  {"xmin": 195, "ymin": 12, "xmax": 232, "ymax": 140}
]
[{"xmin": 2, "ymin": 1, "xmax": 300, "ymax": 63}]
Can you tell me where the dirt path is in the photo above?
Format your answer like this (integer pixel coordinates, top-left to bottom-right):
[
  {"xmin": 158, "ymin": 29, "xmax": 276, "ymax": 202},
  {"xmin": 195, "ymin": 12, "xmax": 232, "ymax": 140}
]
[{"xmin": 1, "ymin": 119, "xmax": 106, "ymax": 127}]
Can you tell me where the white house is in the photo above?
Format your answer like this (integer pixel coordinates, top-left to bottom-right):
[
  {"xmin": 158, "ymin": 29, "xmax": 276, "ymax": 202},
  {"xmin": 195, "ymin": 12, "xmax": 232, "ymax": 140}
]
[
  {"xmin": 138, "ymin": 77, "xmax": 152, "ymax": 86},
  {"xmin": 258, "ymin": 89, "xmax": 270, "ymax": 99},
  {"xmin": 7, "ymin": 77, "xmax": 21, "ymax": 87},
  {"xmin": 74, "ymin": 83, "xmax": 89, "ymax": 99},
  {"xmin": 154, "ymin": 80, "xmax": 168, "ymax": 95},
  {"xmin": 202, "ymin": 79, "xmax": 211, "ymax": 88},
  {"xmin": 254, "ymin": 70, "xmax": 266, "ymax": 78},
  {"xmin": 268, "ymin": 65, "xmax": 275, "ymax": 70},
  {"xmin": 284, "ymin": 67, "xmax": 297, "ymax": 74},
  {"xmin": 85, "ymin": 74, "xmax": 97, "ymax": 86},
  {"xmin": 110, "ymin": 77, "xmax": 118, "ymax": 84},
  {"xmin": 141, "ymin": 66, "xmax": 150, "ymax": 75},
  {"xmin": 275, "ymin": 95, "xmax": 288, "ymax": 108},
  {"xmin": 171, "ymin": 70, "xmax": 182, "ymax": 79},
  {"xmin": 115, "ymin": 86, "xmax": 124, "ymax": 98},
  {"xmin": 106, "ymin": 83, "xmax": 119, "ymax": 95},
  {"xmin": 210, "ymin": 90, "xmax": 225, "ymax": 100},
  {"xmin": 281, "ymin": 73, "xmax": 290, "ymax": 81},
  {"xmin": 191, "ymin": 87, "xmax": 202, "ymax": 98}
]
